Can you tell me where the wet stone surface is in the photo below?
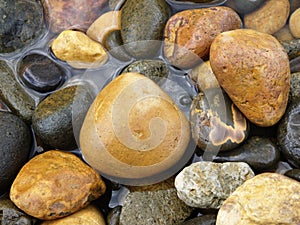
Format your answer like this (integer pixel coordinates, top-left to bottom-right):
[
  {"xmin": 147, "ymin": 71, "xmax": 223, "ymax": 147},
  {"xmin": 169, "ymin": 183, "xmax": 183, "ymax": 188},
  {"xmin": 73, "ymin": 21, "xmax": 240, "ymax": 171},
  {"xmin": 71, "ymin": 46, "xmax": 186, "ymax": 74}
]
[{"xmin": 0, "ymin": 0, "xmax": 45, "ymax": 54}]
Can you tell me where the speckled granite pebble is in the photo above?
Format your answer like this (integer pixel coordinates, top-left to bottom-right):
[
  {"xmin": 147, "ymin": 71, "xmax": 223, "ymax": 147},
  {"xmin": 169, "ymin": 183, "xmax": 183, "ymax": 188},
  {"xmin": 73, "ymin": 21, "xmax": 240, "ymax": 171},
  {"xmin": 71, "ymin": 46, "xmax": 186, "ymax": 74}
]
[{"xmin": 175, "ymin": 161, "xmax": 254, "ymax": 209}]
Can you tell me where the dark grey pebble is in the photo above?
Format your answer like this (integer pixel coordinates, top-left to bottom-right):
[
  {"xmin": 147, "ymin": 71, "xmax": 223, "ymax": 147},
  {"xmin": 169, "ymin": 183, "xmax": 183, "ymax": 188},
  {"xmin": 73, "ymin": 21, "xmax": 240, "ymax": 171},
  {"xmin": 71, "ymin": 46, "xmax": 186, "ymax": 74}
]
[
  {"xmin": 0, "ymin": 111, "xmax": 32, "ymax": 195},
  {"xmin": 280, "ymin": 38, "xmax": 300, "ymax": 60},
  {"xmin": 284, "ymin": 169, "xmax": 300, "ymax": 182},
  {"xmin": 289, "ymin": 72, "xmax": 300, "ymax": 104},
  {"xmin": 178, "ymin": 214, "xmax": 216, "ymax": 225},
  {"xmin": 107, "ymin": 206, "xmax": 122, "ymax": 225},
  {"xmin": 226, "ymin": 0, "xmax": 264, "ymax": 14}
]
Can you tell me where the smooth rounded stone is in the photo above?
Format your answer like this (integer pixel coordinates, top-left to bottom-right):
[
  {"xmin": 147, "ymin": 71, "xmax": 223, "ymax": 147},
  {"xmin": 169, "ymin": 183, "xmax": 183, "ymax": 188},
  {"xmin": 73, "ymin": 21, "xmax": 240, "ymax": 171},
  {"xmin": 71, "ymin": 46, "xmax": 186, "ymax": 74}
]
[
  {"xmin": 0, "ymin": 60, "xmax": 35, "ymax": 124},
  {"xmin": 51, "ymin": 30, "xmax": 108, "ymax": 69},
  {"xmin": 178, "ymin": 214, "xmax": 216, "ymax": 225},
  {"xmin": 225, "ymin": 0, "xmax": 264, "ymax": 14},
  {"xmin": 210, "ymin": 29, "xmax": 290, "ymax": 127},
  {"xmin": 119, "ymin": 189, "xmax": 193, "ymax": 225},
  {"xmin": 0, "ymin": 196, "xmax": 37, "ymax": 224},
  {"xmin": 0, "ymin": 0, "xmax": 45, "ymax": 53},
  {"xmin": 284, "ymin": 169, "xmax": 300, "ymax": 182},
  {"xmin": 41, "ymin": 0, "xmax": 107, "ymax": 33},
  {"xmin": 32, "ymin": 85, "xmax": 93, "ymax": 150},
  {"xmin": 40, "ymin": 205, "xmax": 106, "ymax": 225},
  {"xmin": 122, "ymin": 60, "xmax": 169, "ymax": 84},
  {"xmin": 175, "ymin": 162, "xmax": 254, "ymax": 209},
  {"xmin": 280, "ymin": 38, "xmax": 300, "ymax": 60},
  {"xmin": 290, "ymin": 8, "xmax": 300, "ymax": 38},
  {"xmin": 0, "ymin": 111, "xmax": 32, "ymax": 195},
  {"xmin": 190, "ymin": 89, "xmax": 249, "ymax": 152},
  {"xmin": 121, "ymin": 0, "xmax": 171, "ymax": 59},
  {"xmin": 189, "ymin": 61, "xmax": 220, "ymax": 92},
  {"xmin": 214, "ymin": 136, "xmax": 280, "ymax": 172},
  {"xmin": 80, "ymin": 73, "xmax": 191, "ymax": 185},
  {"xmin": 107, "ymin": 206, "xmax": 121, "ymax": 225},
  {"xmin": 244, "ymin": 0, "xmax": 290, "ymax": 35},
  {"xmin": 87, "ymin": 11, "xmax": 121, "ymax": 45},
  {"xmin": 291, "ymin": 57, "xmax": 300, "ymax": 73},
  {"xmin": 18, "ymin": 53, "xmax": 67, "ymax": 93},
  {"xmin": 10, "ymin": 150, "xmax": 106, "ymax": 220},
  {"xmin": 273, "ymin": 25, "xmax": 295, "ymax": 42},
  {"xmin": 164, "ymin": 7, "xmax": 242, "ymax": 69},
  {"xmin": 289, "ymin": 72, "xmax": 300, "ymax": 103},
  {"xmin": 104, "ymin": 30, "xmax": 132, "ymax": 61},
  {"xmin": 277, "ymin": 99, "xmax": 300, "ymax": 168},
  {"xmin": 216, "ymin": 173, "xmax": 300, "ymax": 224}
]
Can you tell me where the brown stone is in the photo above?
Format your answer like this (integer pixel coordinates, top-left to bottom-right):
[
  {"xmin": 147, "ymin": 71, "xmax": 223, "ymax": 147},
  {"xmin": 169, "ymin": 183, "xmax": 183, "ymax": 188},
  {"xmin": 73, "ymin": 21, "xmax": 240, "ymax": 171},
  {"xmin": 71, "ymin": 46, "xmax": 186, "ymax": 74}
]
[
  {"xmin": 210, "ymin": 29, "xmax": 290, "ymax": 127},
  {"xmin": 10, "ymin": 150, "xmax": 106, "ymax": 220},
  {"xmin": 163, "ymin": 6, "xmax": 242, "ymax": 69},
  {"xmin": 40, "ymin": 205, "xmax": 106, "ymax": 225},
  {"xmin": 42, "ymin": 0, "xmax": 107, "ymax": 33},
  {"xmin": 290, "ymin": 8, "xmax": 300, "ymax": 38},
  {"xmin": 216, "ymin": 173, "xmax": 300, "ymax": 224},
  {"xmin": 51, "ymin": 30, "xmax": 107, "ymax": 69},
  {"xmin": 244, "ymin": 0, "xmax": 290, "ymax": 34},
  {"xmin": 273, "ymin": 25, "xmax": 295, "ymax": 42}
]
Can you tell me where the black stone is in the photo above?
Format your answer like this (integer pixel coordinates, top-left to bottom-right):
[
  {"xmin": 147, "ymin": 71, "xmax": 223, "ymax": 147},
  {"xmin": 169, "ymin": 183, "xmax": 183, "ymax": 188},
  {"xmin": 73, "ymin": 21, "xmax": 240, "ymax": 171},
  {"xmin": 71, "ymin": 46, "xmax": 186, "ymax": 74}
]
[
  {"xmin": 121, "ymin": 0, "xmax": 170, "ymax": 58},
  {"xmin": 284, "ymin": 169, "xmax": 300, "ymax": 182},
  {"xmin": 0, "ymin": 196, "xmax": 37, "ymax": 224},
  {"xmin": 277, "ymin": 99, "xmax": 300, "ymax": 168},
  {"xmin": 178, "ymin": 214, "xmax": 216, "ymax": 225},
  {"xmin": 214, "ymin": 136, "xmax": 280, "ymax": 172},
  {"xmin": 0, "ymin": 60, "xmax": 35, "ymax": 124},
  {"xmin": 18, "ymin": 53, "xmax": 68, "ymax": 93},
  {"xmin": 0, "ymin": 0, "xmax": 45, "ymax": 53},
  {"xmin": 0, "ymin": 111, "xmax": 32, "ymax": 196},
  {"xmin": 32, "ymin": 85, "xmax": 94, "ymax": 150},
  {"xmin": 107, "ymin": 206, "xmax": 122, "ymax": 225},
  {"xmin": 122, "ymin": 59, "xmax": 169, "ymax": 84}
]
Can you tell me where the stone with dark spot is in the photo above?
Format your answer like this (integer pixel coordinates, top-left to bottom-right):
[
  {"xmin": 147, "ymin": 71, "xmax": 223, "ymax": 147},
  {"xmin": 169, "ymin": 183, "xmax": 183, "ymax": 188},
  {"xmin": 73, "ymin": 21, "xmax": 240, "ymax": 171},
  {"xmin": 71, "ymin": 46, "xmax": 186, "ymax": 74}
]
[
  {"xmin": 121, "ymin": 0, "xmax": 170, "ymax": 58},
  {"xmin": 277, "ymin": 99, "xmax": 300, "ymax": 168},
  {"xmin": 0, "ymin": 0, "xmax": 45, "ymax": 54},
  {"xmin": 214, "ymin": 136, "xmax": 280, "ymax": 172},
  {"xmin": 0, "ymin": 60, "xmax": 36, "ymax": 124},
  {"xmin": 190, "ymin": 88, "xmax": 249, "ymax": 152},
  {"xmin": 32, "ymin": 85, "xmax": 93, "ymax": 150},
  {"xmin": 0, "ymin": 111, "xmax": 32, "ymax": 196},
  {"xmin": 18, "ymin": 53, "xmax": 68, "ymax": 93}
]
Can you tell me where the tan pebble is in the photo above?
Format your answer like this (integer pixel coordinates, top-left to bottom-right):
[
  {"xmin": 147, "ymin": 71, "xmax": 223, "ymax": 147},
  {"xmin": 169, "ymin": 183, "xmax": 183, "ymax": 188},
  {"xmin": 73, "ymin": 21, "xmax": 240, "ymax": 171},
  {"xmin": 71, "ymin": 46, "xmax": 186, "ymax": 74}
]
[
  {"xmin": 290, "ymin": 8, "xmax": 300, "ymax": 38},
  {"xmin": 10, "ymin": 150, "xmax": 106, "ymax": 220},
  {"xmin": 51, "ymin": 30, "xmax": 107, "ymax": 69},
  {"xmin": 244, "ymin": 0, "xmax": 290, "ymax": 34},
  {"xmin": 216, "ymin": 173, "xmax": 300, "ymax": 225},
  {"xmin": 40, "ymin": 205, "xmax": 106, "ymax": 225},
  {"xmin": 273, "ymin": 25, "xmax": 295, "ymax": 42},
  {"xmin": 87, "ymin": 11, "xmax": 121, "ymax": 45}
]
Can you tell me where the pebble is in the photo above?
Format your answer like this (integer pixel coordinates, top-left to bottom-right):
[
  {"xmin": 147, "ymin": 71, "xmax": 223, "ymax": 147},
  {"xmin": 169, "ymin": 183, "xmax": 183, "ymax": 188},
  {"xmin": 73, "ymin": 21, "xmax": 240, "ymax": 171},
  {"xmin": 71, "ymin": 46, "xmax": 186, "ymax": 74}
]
[
  {"xmin": 119, "ymin": 189, "xmax": 193, "ymax": 225},
  {"xmin": 0, "ymin": 60, "xmax": 35, "ymax": 123},
  {"xmin": 41, "ymin": 0, "xmax": 107, "ymax": 33},
  {"xmin": 107, "ymin": 206, "xmax": 122, "ymax": 225},
  {"xmin": 244, "ymin": 0, "xmax": 290, "ymax": 34},
  {"xmin": 216, "ymin": 173, "xmax": 300, "ymax": 224},
  {"xmin": 214, "ymin": 136, "xmax": 280, "ymax": 172},
  {"xmin": 225, "ymin": 0, "xmax": 264, "ymax": 14},
  {"xmin": 18, "ymin": 53, "xmax": 67, "ymax": 93},
  {"xmin": 164, "ymin": 6, "xmax": 242, "ymax": 68},
  {"xmin": 0, "ymin": 0, "xmax": 45, "ymax": 53},
  {"xmin": 291, "ymin": 57, "xmax": 300, "ymax": 73},
  {"xmin": 210, "ymin": 29, "xmax": 290, "ymax": 127},
  {"xmin": 0, "ymin": 196, "xmax": 37, "ymax": 224},
  {"xmin": 273, "ymin": 25, "xmax": 295, "ymax": 42},
  {"xmin": 122, "ymin": 59, "xmax": 169, "ymax": 84},
  {"xmin": 178, "ymin": 214, "xmax": 217, "ymax": 225},
  {"xmin": 80, "ymin": 73, "xmax": 191, "ymax": 185},
  {"xmin": 121, "ymin": 0, "xmax": 171, "ymax": 58},
  {"xmin": 290, "ymin": 0, "xmax": 300, "ymax": 13},
  {"xmin": 40, "ymin": 204, "xmax": 106, "ymax": 225},
  {"xmin": 175, "ymin": 161, "xmax": 255, "ymax": 209},
  {"xmin": 10, "ymin": 150, "xmax": 106, "ymax": 220},
  {"xmin": 289, "ymin": 72, "xmax": 300, "ymax": 103},
  {"xmin": 284, "ymin": 169, "xmax": 300, "ymax": 182},
  {"xmin": 289, "ymin": 8, "xmax": 300, "ymax": 38},
  {"xmin": 280, "ymin": 38, "xmax": 300, "ymax": 60},
  {"xmin": 277, "ymin": 99, "xmax": 300, "ymax": 168},
  {"xmin": 190, "ymin": 89, "xmax": 249, "ymax": 152},
  {"xmin": 51, "ymin": 30, "xmax": 108, "ymax": 69},
  {"xmin": 87, "ymin": 11, "xmax": 121, "ymax": 45},
  {"xmin": 0, "ymin": 111, "xmax": 32, "ymax": 195},
  {"xmin": 32, "ymin": 85, "xmax": 93, "ymax": 150}
]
